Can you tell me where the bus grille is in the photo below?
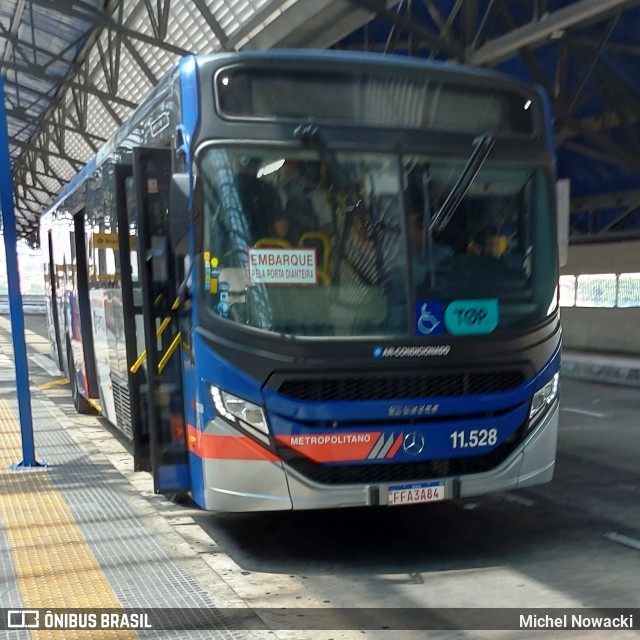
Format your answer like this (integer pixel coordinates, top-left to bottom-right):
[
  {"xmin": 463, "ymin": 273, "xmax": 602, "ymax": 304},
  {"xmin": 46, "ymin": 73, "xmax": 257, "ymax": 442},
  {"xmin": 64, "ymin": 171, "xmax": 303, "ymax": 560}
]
[
  {"xmin": 111, "ymin": 377, "xmax": 133, "ymax": 441},
  {"xmin": 279, "ymin": 425, "xmax": 525, "ymax": 485},
  {"xmin": 277, "ymin": 370, "xmax": 525, "ymax": 402}
]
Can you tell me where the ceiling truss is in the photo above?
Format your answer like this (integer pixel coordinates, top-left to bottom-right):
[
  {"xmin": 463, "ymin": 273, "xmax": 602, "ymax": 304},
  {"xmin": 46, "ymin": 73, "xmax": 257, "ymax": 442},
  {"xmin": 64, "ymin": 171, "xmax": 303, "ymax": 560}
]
[
  {"xmin": 0, "ymin": 0, "xmax": 639, "ymax": 245},
  {"xmin": 338, "ymin": 0, "xmax": 640, "ymax": 241}
]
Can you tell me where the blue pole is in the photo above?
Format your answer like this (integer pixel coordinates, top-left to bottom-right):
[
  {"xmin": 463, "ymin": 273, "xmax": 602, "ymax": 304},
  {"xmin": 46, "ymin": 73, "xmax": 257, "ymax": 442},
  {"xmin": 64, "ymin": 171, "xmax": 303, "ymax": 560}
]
[{"xmin": 0, "ymin": 75, "xmax": 43, "ymax": 469}]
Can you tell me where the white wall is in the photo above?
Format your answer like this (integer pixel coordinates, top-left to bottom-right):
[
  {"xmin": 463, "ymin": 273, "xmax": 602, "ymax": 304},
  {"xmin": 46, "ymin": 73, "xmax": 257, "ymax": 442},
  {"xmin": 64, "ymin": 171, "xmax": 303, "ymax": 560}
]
[{"xmin": 560, "ymin": 240, "xmax": 640, "ymax": 355}]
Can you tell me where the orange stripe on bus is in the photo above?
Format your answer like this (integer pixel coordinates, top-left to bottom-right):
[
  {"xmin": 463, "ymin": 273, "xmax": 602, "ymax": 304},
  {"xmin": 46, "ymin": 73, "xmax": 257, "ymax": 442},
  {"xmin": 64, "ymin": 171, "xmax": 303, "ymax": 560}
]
[
  {"xmin": 187, "ymin": 424, "xmax": 280, "ymax": 461},
  {"xmin": 275, "ymin": 432, "xmax": 382, "ymax": 463},
  {"xmin": 386, "ymin": 433, "xmax": 404, "ymax": 458}
]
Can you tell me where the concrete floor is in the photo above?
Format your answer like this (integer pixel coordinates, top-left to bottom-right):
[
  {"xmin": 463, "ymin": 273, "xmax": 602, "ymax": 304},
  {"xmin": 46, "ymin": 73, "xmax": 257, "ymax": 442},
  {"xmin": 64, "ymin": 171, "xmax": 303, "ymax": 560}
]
[{"xmin": 6, "ymin": 313, "xmax": 640, "ymax": 640}]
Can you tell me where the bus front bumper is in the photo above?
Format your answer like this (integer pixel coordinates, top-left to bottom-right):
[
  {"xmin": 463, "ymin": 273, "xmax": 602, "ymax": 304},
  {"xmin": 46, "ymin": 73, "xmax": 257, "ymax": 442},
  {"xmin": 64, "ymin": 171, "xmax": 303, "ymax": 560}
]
[{"xmin": 198, "ymin": 403, "xmax": 558, "ymax": 512}]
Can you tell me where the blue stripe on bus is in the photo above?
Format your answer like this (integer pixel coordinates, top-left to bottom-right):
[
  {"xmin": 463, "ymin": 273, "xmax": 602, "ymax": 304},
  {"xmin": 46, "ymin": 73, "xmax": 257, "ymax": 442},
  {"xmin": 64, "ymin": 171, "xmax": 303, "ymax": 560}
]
[
  {"xmin": 193, "ymin": 332, "xmax": 560, "ymax": 431},
  {"xmin": 193, "ymin": 332, "xmax": 265, "ymax": 411},
  {"xmin": 261, "ymin": 344, "xmax": 561, "ymax": 425}
]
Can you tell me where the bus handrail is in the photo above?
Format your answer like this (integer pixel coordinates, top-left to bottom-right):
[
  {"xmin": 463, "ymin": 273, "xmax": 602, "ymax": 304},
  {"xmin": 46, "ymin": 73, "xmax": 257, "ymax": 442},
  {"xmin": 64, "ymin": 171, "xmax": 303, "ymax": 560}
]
[{"xmin": 129, "ymin": 297, "xmax": 180, "ymax": 375}]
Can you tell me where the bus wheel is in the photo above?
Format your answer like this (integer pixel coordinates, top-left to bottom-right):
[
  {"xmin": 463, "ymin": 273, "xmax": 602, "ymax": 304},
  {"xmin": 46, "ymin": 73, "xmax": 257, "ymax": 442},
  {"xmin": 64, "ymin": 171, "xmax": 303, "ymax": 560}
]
[
  {"xmin": 165, "ymin": 492, "xmax": 191, "ymax": 506},
  {"xmin": 67, "ymin": 342, "xmax": 93, "ymax": 415}
]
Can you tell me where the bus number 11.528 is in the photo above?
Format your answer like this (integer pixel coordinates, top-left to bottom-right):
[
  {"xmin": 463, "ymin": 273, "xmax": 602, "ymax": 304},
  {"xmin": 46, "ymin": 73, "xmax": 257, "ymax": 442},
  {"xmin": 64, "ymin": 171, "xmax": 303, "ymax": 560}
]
[{"xmin": 450, "ymin": 428, "xmax": 498, "ymax": 449}]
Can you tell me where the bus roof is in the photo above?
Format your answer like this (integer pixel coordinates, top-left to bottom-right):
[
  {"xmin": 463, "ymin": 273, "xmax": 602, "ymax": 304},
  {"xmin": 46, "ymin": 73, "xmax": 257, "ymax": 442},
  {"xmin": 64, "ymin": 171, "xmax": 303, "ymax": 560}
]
[{"xmin": 45, "ymin": 50, "xmax": 548, "ymax": 215}]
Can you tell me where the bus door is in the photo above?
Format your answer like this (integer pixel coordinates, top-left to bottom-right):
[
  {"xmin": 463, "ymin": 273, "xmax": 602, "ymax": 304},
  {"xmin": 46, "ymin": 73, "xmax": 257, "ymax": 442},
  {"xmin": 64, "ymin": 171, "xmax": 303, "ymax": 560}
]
[
  {"xmin": 46, "ymin": 229, "xmax": 64, "ymax": 371},
  {"xmin": 128, "ymin": 148, "xmax": 190, "ymax": 495},
  {"xmin": 70, "ymin": 209, "xmax": 99, "ymax": 413},
  {"xmin": 114, "ymin": 163, "xmax": 149, "ymax": 471}
]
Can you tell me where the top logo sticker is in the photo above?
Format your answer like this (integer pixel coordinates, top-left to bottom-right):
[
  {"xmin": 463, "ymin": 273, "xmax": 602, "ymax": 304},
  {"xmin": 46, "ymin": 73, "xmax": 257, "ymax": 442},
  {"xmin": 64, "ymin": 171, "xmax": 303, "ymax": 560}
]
[{"xmin": 444, "ymin": 299, "xmax": 499, "ymax": 335}]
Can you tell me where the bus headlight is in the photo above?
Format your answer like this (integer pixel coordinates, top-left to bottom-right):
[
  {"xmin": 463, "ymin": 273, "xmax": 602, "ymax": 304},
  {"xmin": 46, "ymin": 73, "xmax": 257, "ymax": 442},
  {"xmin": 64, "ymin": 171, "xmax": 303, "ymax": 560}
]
[
  {"xmin": 210, "ymin": 386, "xmax": 270, "ymax": 444},
  {"xmin": 528, "ymin": 372, "xmax": 559, "ymax": 425}
]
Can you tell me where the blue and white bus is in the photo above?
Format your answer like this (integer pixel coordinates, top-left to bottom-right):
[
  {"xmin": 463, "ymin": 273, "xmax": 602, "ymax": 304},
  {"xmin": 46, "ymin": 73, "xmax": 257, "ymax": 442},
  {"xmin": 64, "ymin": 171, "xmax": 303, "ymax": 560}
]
[{"xmin": 41, "ymin": 50, "xmax": 560, "ymax": 511}]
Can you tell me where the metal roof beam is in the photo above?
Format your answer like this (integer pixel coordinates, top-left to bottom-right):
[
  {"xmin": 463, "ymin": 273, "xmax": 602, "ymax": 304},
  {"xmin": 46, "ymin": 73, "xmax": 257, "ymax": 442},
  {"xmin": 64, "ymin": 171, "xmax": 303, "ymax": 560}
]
[
  {"xmin": 382, "ymin": 0, "xmax": 404, "ymax": 54},
  {"xmin": 570, "ymin": 228, "xmax": 640, "ymax": 243},
  {"xmin": 29, "ymin": 176, "xmax": 59, "ymax": 199},
  {"xmin": 470, "ymin": 0, "xmax": 497, "ymax": 50},
  {"xmin": 554, "ymin": 36, "xmax": 569, "ymax": 100},
  {"xmin": 16, "ymin": 183, "xmax": 61, "ymax": 203},
  {"xmin": 24, "ymin": 155, "xmax": 70, "ymax": 186},
  {"xmin": 40, "ymin": 33, "xmax": 89, "ymax": 74},
  {"xmin": 18, "ymin": 194, "xmax": 48, "ymax": 206},
  {"xmin": 1, "ymin": 58, "xmax": 138, "ymax": 109},
  {"xmin": 0, "ymin": 0, "xmax": 27, "ymax": 66},
  {"xmin": 494, "ymin": 3, "xmax": 554, "ymax": 96},
  {"xmin": 28, "ymin": 0, "xmax": 192, "ymax": 58},
  {"xmin": 96, "ymin": 94, "xmax": 124, "ymax": 128},
  {"xmin": 421, "ymin": 0, "xmax": 457, "ymax": 46},
  {"xmin": 65, "ymin": 117, "xmax": 103, "ymax": 152},
  {"xmin": 615, "ymin": 104, "xmax": 640, "ymax": 154},
  {"xmin": 562, "ymin": 139, "xmax": 640, "ymax": 172},
  {"xmin": 96, "ymin": 4, "xmax": 123, "ymax": 95},
  {"xmin": 0, "ymin": 14, "xmax": 38, "ymax": 74},
  {"xmin": 563, "ymin": 14, "xmax": 619, "ymax": 114},
  {"xmin": 121, "ymin": 37, "xmax": 157, "ymax": 85},
  {"xmin": 592, "ymin": 49, "xmax": 640, "ymax": 109},
  {"xmin": 347, "ymin": 0, "xmax": 465, "ymax": 58},
  {"xmin": 18, "ymin": 168, "xmax": 65, "ymax": 184},
  {"xmin": 0, "ymin": 23, "xmax": 88, "ymax": 85},
  {"xmin": 601, "ymin": 204, "xmax": 640, "ymax": 231},
  {"xmin": 14, "ymin": 140, "xmax": 85, "ymax": 170},
  {"xmin": 558, "ymin": 115, "xmax": 640, "ymax": 168},
  {"xmin": 0, "ymin": 59, "xmax": 137, "ymax": 109},
  {"xmin": 461, "ymin": 0, "xmax": 477, "ymax": 47},
  {"xmin": 192, "ymin": 0, "xmax": 231, "ymax": 49},
  {"xmin": 571, "ymin": 189, "xmax": 640, "ymax": 212},
  {"xmin": 2, "ymin": 79, "xmax": 54, "ymax": 104},
  {"xmin": 556, "ymin": 106, "xmax": 638, "ymax": 140},
  {"xmin": 144, "ymin": 0, "xmax": 171, "ymax": 41},
  {"xmin": 467, "ymin": 0, "xmax": 639, "ymax": 66},
  {"xmin": 574, "ymin": 37, "xmax": 640, "ymax": 56}
]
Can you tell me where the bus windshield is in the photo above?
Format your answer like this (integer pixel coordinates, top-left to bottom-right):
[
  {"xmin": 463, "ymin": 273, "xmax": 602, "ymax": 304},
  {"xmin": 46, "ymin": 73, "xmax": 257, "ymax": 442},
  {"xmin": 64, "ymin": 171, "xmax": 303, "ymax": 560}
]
[{"xmin": 200, "ymin": 147, "xmax": 556, "ymax": 337}]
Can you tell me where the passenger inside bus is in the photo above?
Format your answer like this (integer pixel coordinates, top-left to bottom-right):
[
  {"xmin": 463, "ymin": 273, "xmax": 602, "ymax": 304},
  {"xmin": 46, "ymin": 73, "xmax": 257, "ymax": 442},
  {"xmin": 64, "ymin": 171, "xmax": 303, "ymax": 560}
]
[
  {"xmin": 277, "ymin": 160, "xmax": 326, "ymax": 237},
  {"xmin": 404, "ymin": 182, "xmax": 453, "ymax": 287},
  {"xmin": 235, "ymin": 156, "xmax": 284, "ymax": 240}
]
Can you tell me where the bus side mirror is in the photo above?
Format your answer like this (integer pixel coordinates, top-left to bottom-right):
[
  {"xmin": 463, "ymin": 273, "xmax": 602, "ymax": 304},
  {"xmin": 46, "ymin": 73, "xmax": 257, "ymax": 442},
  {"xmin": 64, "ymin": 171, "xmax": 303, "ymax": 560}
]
[{"xmin": 169, "ymin": 173, "xmax": 192, "ymax": 255}]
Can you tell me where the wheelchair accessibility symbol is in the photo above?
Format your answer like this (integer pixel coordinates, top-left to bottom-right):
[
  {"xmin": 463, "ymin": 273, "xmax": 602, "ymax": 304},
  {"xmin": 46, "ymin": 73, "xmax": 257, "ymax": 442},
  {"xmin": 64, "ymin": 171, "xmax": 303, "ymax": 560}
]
[{"xmin": 415, "ymin": 302, "xmax": 444, "ymax": 336}]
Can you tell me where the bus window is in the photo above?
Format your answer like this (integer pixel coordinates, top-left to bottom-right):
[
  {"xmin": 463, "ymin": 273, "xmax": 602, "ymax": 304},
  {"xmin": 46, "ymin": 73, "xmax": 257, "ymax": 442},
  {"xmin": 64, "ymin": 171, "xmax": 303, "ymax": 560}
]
[{"xmin": 201, "ymin": 147, "xmax": 407, "ymax": 336}]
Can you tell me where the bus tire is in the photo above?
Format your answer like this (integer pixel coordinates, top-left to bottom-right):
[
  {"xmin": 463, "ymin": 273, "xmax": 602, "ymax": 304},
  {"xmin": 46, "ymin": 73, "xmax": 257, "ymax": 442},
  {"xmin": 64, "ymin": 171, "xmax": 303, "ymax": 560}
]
[
  {"xmin": 166, "ymin": 492, "xmax": 192, "ymax": 506},
  {"xmin": 67, "ymin": 341, "xmax": 93, "ymax": 415}
]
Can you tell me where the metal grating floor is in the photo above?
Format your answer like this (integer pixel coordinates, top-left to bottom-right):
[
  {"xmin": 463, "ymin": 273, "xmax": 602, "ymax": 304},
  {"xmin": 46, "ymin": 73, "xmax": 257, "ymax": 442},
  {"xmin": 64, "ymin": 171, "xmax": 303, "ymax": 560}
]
[{"xmin": 0, "ymin": 329, "xmax": 252, "ymax": 640}]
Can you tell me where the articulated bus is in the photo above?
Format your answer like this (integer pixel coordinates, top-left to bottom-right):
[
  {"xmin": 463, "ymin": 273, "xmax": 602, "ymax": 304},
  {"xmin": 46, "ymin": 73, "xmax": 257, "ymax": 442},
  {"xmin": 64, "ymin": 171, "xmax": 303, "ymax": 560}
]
[{"xmin": 41, "ymin": 51, "xmax": 560, "ymax": 511}]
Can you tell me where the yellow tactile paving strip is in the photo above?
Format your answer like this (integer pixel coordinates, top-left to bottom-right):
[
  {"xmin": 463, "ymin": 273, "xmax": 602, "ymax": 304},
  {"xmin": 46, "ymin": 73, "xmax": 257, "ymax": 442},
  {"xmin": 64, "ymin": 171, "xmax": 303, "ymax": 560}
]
[
  {"xmin": 37, "ymin": 378, "xmax": 69, "ymax": 390},
  {"xmin": 0, "ymin": 396, "xmax": 137, "ymax": 639}
]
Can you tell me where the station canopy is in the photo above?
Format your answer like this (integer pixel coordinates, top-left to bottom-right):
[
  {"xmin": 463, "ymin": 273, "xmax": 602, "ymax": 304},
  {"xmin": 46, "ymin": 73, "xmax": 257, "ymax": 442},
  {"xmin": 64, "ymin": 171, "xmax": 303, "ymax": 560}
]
[{"xmin": 1, "ymin": 0, "xmax": 640, "ymax": 247}]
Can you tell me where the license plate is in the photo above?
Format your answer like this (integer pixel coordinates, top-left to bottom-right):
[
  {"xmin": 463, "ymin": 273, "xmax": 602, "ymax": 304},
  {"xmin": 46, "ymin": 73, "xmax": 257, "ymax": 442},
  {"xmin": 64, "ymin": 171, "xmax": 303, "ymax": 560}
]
[{"xmin": 387, "ymin": 481, "xmax": 445, "ymax": 506}]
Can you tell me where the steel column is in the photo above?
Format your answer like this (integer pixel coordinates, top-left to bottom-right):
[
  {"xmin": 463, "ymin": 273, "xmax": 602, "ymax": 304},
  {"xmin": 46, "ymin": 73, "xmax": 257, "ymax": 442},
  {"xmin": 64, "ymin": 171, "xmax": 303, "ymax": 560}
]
[{"xmin": 0, "ymin": 76, "xmax": 44, "ymax": 469}]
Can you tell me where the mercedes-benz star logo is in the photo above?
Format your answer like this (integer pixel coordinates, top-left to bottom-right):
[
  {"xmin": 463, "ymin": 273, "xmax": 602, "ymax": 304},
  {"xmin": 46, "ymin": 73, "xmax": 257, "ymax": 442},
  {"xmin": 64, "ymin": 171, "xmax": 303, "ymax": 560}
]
[{"xmin": 403, "ymin": 431, "xmax": 425, "ymax": 456}]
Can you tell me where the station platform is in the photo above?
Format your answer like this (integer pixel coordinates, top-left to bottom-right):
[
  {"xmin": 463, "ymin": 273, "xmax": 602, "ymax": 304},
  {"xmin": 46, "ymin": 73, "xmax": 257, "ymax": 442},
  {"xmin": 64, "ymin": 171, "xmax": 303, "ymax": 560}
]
[
  {"xmin": 0, "ymin": 315, "xmax": 267, "ymax": 639},
  {"xmin": 1, "ymin": 311, "xmax": 638, "ymax": 638}
]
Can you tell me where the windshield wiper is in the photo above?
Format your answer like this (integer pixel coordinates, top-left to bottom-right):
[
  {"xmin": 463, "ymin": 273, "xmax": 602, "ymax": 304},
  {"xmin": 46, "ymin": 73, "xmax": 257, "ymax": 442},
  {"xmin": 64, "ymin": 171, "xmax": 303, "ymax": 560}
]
[
  {"xmin": 294, "ymin": 124, "xmax": 346, "ymax": 191},
  {"xmin": 430, "ymin": 132, "xmax": 495, "ymax": 235}
]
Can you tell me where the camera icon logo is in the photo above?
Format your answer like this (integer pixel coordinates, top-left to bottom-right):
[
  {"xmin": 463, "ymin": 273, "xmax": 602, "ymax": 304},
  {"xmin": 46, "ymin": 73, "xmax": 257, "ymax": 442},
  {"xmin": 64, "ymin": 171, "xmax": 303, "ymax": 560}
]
[{"xmin": 7, "ymin": 610, "xmax": 40, "ymax": 629}]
